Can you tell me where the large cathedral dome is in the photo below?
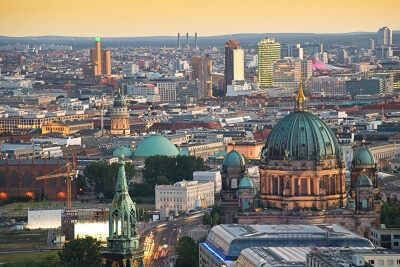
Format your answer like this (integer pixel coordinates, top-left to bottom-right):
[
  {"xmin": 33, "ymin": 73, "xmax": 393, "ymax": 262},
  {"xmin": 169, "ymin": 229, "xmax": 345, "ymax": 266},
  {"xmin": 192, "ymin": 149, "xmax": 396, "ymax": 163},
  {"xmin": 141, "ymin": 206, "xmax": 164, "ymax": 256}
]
[
  {"xmin": 263, "ymin": 111, "xmax": 341, "ymax": 161},
  {"xmin": 263, "ymin": 82, "xmax": 340, "ymax": 162}
]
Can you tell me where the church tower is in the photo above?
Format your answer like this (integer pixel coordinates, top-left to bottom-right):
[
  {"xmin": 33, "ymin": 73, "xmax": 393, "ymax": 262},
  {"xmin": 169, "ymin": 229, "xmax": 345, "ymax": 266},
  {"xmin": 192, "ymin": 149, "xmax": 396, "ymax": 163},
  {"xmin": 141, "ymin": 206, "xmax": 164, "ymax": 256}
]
[
  {"xmin": 218, "ymin": 149, "xmax": 246, "ymax": 224},
  {"xmin": 101, "ymin": 157, "xmax": 143, "ymax": 267},
  {"xmin": 111, "ymin": 93, "xmax": 130, "ymax": 136}
]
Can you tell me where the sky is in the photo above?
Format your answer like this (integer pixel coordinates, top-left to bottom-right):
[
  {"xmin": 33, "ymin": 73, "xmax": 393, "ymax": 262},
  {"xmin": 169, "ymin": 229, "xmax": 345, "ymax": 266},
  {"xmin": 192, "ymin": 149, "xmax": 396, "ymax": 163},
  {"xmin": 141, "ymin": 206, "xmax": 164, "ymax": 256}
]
[{"xmin": 0, "ymin": 0, "xmax": 399, "ymax": 37}]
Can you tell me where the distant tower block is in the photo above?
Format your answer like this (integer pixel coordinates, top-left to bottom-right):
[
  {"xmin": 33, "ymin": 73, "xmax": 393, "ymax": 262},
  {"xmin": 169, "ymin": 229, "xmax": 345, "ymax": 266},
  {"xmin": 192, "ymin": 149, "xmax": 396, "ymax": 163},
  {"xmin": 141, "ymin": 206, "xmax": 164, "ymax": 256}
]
[
  {"xmin": 195, "ymin": 32, "xmax": 198, "ymax": 49},
  {"xmin": 178, "ymin": 33, "xmax": 181, "ymax": 49},
  {"xmin": 186, "ymin": 33, "xmax": 189, "ymax": 48}
]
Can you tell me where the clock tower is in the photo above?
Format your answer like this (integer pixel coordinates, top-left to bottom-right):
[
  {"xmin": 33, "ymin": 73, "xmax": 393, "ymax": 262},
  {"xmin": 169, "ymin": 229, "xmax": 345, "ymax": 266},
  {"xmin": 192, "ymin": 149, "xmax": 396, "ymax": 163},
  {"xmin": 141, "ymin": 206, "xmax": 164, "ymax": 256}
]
[{"xmin": 101, "ymin": 156, "xmax": 144, "ymax": 267}]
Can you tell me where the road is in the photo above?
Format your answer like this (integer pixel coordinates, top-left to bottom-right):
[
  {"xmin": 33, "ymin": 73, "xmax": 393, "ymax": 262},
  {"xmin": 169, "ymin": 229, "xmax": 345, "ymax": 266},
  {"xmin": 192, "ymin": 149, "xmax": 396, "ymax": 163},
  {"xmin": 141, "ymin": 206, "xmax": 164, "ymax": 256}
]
[{"xmin": 140, "ymin": 214, "xmax": 204, "ymax": 267}]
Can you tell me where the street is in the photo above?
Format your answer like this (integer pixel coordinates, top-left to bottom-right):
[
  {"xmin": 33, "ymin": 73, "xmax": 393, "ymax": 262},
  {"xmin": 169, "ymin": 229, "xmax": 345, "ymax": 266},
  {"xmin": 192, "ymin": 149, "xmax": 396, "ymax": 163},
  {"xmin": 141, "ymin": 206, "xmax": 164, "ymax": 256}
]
[{"xmin": 140, "ymin": 214, "xmax": 204, "ymax": 267}]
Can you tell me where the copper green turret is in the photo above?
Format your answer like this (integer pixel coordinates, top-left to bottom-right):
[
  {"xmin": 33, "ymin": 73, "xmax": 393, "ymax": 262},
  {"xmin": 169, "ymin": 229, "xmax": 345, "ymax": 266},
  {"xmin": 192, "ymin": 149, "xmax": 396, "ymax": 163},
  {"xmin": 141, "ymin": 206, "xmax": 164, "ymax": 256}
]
[{"xmin": 101, "ymin": 156, "xmax": 144, "ymax": 267}]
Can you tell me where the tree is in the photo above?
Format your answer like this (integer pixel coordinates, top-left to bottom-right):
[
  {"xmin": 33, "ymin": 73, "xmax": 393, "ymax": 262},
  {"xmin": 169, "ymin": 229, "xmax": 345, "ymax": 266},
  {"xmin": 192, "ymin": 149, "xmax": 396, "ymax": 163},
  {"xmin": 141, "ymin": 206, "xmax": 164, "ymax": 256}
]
[
  {"xmin": 155, "ymin": 175, "xmax": 169, "ymax": 185},
  {"xmin": 381, "ymin": 200, "xmax": 400, "ymax": 228},
  {"xmin": 58, "ymin": 236, "xmax": 102, "ymax": 267},
  {"xmin": 76, "ymin": 174, "xmax": 87, "ymax": 195},
  {"xmin": 84, "ymin": 161, "xmax": 136, "ymax": 199},
  {"xmin": 175, "ymin": 236, "xmax": 199, "ymax": 267},
  {"xmin": 141, "ymin": 155, "xmax": 208, "ymax": 197},
  {"xmin": 210, "ymin": 206, "xmax": 221, "ymax": 226},
  {"xmin": 203, "ymin": 206, "xmax": 221, "ymax": 227}
]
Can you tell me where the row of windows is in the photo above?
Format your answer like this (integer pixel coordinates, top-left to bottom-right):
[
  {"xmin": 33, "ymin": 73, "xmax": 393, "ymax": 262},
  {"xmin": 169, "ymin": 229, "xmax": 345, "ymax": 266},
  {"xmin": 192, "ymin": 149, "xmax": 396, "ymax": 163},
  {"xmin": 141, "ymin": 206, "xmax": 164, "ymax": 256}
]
[{"xmin": 368, "ymin": 259, "xmax": 400, "ymax": 265}]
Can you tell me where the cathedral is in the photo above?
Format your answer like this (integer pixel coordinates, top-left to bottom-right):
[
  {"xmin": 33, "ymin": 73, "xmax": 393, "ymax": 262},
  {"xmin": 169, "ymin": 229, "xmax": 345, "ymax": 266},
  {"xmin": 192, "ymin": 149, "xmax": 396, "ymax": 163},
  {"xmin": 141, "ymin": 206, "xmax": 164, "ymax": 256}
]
[
  {"xmin": 101, "ymin": 156, "xmax": 143, "ymax": 267},
  {"xmin": 218, "ymin": 82, "xmax": 381, "ymax": 237},
  {"xmin": 259, "ymin": 82, "xmax": 346, "ymax": 210}
]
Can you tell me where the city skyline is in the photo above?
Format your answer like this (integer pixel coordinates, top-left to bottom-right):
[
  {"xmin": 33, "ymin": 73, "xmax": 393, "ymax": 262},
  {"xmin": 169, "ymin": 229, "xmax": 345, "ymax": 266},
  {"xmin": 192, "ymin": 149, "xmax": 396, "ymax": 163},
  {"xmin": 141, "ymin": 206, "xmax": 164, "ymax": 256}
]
[{"xmin": 1, "ymin": 0, "xmax": 400, "ymax": 37}]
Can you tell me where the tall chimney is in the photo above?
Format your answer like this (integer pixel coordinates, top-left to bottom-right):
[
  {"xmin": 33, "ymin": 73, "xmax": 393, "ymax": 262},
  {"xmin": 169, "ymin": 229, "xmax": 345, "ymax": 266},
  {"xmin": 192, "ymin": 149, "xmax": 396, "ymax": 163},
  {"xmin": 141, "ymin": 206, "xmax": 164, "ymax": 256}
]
[
  {"xmin": 186, "ymin": 33, "xmax": 189, "ymax": 48},
  {"xmin": 195, "ymin": 32, "xmax": 198, "ymax": 49},
  {"xmin": 177, "ymin": 33, "xmax": 181, "ymax": 49}
]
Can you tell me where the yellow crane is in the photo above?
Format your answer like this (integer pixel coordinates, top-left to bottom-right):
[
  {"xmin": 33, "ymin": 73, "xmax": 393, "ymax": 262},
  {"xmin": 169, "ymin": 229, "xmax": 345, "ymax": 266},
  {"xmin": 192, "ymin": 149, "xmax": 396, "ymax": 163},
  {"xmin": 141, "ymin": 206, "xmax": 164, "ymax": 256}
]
[{"xmin": 36, "ymin": 162, "xmax": 77, "ymax": 210}]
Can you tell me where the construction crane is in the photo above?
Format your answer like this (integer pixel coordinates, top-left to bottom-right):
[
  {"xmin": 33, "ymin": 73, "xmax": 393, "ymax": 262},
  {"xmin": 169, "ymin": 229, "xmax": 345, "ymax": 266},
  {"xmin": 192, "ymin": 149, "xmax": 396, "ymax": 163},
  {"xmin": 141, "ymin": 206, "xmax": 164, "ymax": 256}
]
[{"xmin": 36, "ymin": 162, "xmax": 77, "ymax": 210}]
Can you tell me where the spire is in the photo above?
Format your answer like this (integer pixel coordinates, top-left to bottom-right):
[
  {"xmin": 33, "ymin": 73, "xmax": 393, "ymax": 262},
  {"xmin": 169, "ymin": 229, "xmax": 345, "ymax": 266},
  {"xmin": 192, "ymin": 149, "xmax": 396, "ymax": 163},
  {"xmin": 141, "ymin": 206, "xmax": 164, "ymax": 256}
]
[
  {"xmin": 295, "ymin": 81, "xmax": 307, "ymax": 111},
  {"xmin": 115, "ymin": 156, "xmax": 129, "ymax": 194}
]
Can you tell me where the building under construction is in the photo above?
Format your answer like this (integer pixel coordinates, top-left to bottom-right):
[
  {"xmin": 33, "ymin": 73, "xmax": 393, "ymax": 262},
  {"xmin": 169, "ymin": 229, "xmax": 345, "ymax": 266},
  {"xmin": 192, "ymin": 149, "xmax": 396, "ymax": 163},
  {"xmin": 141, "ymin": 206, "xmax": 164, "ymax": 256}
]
[{"xmin": 0, "ymin": 158, "xmax": 76, "ymax": 201}]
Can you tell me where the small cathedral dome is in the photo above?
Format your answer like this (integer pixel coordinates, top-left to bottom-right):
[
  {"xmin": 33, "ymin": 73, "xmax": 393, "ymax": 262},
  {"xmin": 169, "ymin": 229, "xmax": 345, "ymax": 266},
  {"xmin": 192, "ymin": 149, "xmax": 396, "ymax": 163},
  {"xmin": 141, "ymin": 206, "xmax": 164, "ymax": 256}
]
[
  {"xmin": 356, "ymin": 175, "xmax": 373, "ymax": 187},
  {"xmin": 352, "ymin": 147, "xmax": 375, "ymax": 166},
  {"xmin": 238, "ymin": 177, "xmax": 254, "ymax": 189},
  {"xmin": 223, "ymin": 150, "xmax": 245, "ymax": 168},
  {"xmin": 113, "ymin": 146, "xmax": 133, "ymax": 158}
]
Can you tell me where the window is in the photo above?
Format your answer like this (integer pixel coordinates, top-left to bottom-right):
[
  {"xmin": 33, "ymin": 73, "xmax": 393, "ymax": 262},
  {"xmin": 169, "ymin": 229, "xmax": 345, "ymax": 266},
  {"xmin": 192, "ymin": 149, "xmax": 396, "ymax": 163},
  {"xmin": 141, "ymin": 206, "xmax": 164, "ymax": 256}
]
[
  {"xmin": 387, "ymin": 259, "xmax": 393, "ymax": 265},
  {"xmin": 394, "ymin": 242, "xmax": 399, "ymax": 247},
  {"xmin": 369, "ymin": 260, "xmax": 375, "ymax": 264},
  {"xmin": 378, "ymin": 260, "xmax": 384, "ymax": 265},
  {"xmin": 381, "ymin": 235, "xmax": 391, "ymax": 242}
]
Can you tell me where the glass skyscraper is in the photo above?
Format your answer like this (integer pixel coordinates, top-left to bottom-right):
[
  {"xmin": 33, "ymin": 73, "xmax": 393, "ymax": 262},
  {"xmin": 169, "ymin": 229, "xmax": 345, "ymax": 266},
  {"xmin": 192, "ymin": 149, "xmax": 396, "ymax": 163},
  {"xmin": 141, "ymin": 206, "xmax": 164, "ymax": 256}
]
[{"xmin": 257, "ymin": 38, "xmax": 281, "ymax": 88}]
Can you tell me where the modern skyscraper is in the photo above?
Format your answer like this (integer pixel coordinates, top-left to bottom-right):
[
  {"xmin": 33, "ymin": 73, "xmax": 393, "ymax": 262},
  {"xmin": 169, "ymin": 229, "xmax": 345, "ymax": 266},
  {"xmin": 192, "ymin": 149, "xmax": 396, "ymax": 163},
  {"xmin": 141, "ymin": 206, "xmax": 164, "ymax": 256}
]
[
  {"xmin": 90, "ymin": 37, "xmax": 102, "ymax": 76},
  {"xmin": 102, "ymin": 50, "xmax": 111, "ymax": 75},
  {"xmin": 224, "ymin": 40, "xmax": 244, "ymax": 96},
  {"xmin": 192, "ymin": 55, "xmax": 213, "ymax": 98},
  {"xmin": 337, "ymin": 48, "xmax": 349, "ymax": 65},
  {"xmin": 101, "ymin": 157, "xmax": 143, "ymax": 267},
  {"xmin": 370, "ymin": 39, "xmax": 376, "ymax": 50},
  {"xmin": 377, "ymin": 27, "xmax": 392, "ymax": 46},
  {"xmin": 89, "ymin": 37, "xmax": 112, "ymax": 76},
  {"xmin": 257, "ymin": 38, "xmax": 281, "ymax": 88},
  {"xmin": 281, "ymin": 43, "xmax": 304, "ymax": 59}
]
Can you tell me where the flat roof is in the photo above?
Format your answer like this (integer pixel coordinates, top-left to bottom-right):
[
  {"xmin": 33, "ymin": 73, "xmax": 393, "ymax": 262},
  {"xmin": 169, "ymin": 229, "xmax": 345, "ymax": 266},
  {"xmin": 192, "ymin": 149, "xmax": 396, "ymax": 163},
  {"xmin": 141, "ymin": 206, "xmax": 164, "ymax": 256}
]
[{"xmin": 202, "ymin": 224, "xmax": 374, "ymax": 260}]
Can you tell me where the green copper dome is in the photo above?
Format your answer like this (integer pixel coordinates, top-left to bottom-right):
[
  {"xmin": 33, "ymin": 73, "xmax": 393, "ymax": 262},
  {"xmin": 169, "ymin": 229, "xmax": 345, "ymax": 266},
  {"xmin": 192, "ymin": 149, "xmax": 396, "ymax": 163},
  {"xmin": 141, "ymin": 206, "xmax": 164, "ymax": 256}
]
[
  {"xmin": 238, "ymin": 177, "xmax": 254, "ymax": 189},
  {"xmin": 352, "ymin": 147, "xmax": 375, "ymax": 166},
  {"xmin": 356, "ymin": 175, "xmax": 373, "ymax": 187},
  {"xmin": 113, "ymin": 146, "xmax": 133, "ymax": 158},
  {"xmin": 134, "ymin": 135, "xmax": 179, "ymax": 157},
  {"xmin": 223, "ymin": 150, "xmax": 245, "ymax": 168},
  {"xmin": 263, "ymin": 111, "xmax": 341, "ymax": 161}
]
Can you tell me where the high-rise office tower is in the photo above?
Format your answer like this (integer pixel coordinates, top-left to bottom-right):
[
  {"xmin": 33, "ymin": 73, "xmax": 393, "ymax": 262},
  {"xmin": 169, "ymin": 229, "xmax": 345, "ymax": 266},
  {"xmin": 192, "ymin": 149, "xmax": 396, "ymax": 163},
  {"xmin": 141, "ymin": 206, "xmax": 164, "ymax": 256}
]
[
  {"xmin": 224, "ymin": 40, "xmax": 244, "ymax": 96},
  {"xmin": 89, "ymin": 37, "xmax": 112, "ymax": 76},
  {"xmin": 257, "ymin": 38, "xmax": 281, "ymax": 88},
  {"xmin": 186, "ymin": 33, "xmax": 189, "ymax": 48},
  {"xmin": 194, "ymin": 32, "xmax": 198, "ymax": 49},
  {"xmin": 281, "ymin": 43, "xmax": 303, "ymax": 59},
  {"xmin": 192, "ymin": 55, "xmax": 213, "ymax": 98},
  {"xmin": 178, "ymin": 33, "xmax": 181, "ymax": 49},
  {"xmin": 301, "ymin": 59, "xmax": 313, "ymax": 80},
  {"xmin": 102, "ymin": 50, "xmax": 111, "ymax": 75},
  {"xmin": 370, "ymin": 39, "xmax": 376, "ymax": 50},
  {"xmin": 90, "ymin": 37, "xmax": 102, "ymax": 76},
  {"xmin": 377, "ymin": 27, "xmax": 392, "ymax": 46},
  {"xmin": 337, "ymin": 49, "xmax": 349, "ymax": 65}
]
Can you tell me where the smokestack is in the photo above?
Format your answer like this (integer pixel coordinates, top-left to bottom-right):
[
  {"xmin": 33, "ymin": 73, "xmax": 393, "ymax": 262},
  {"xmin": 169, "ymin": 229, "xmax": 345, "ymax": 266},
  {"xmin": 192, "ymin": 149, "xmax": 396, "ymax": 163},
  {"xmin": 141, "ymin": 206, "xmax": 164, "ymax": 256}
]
[
  {"xmin": 195, "ymin": 32, "xmax": 198, "ymax": 49},
  {"xmin": 178, "ymin": 33, "xmax": 181, "ymax": 49},
  {"xmin": 186, "ymin": 33, "xmax": 189, "ymax": 48}
]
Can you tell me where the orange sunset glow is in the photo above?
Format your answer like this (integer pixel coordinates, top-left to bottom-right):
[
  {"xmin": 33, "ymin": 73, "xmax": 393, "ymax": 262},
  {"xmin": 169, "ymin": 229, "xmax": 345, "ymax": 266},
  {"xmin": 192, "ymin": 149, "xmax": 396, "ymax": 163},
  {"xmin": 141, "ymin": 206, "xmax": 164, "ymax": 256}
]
[{"xmin": 0, "ymin": 0, "xmax": 399, "ymax": 37}]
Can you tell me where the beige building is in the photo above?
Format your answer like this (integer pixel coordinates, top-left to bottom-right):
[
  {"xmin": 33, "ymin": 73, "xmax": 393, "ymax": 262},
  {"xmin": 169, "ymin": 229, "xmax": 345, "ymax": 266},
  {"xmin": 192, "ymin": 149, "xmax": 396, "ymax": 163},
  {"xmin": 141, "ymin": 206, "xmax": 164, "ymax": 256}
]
[
  {"xmin": 0, "ymin": 112, "xmax": 92, "ymax": 135},
  {"xmin": 258, "ymin": 38, "xmax": 281, "ymax": 87},
  {"xmin": 155, "ymin": 180, "xmax": 214, "ymax": 212},
  {"xmin": 371, "ymin": 228, "xmax": 400, "ymax": 250}
]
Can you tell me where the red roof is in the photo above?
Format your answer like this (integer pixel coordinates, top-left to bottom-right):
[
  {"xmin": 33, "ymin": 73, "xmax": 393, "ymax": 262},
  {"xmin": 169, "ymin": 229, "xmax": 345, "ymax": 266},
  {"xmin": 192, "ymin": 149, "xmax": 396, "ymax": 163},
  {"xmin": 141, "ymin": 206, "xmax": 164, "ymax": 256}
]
[
  {"xmin": 253, "ymin": 128, "xmax": 271, "ymax": 142},
  {"xmin": 149, "ymin": 121, "xmax": 222, "ymax": 131}
]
